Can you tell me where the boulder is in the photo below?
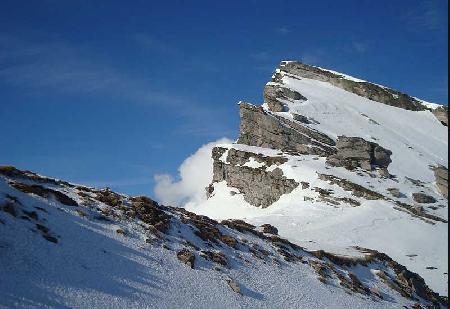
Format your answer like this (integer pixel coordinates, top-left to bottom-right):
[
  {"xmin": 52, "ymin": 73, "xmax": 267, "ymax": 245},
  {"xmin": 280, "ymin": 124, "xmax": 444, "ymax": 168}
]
[
  {"xmin": 412, "ymin": 193, "xmax": 437, "ymax": 204},
  {"xmin": 326, "ymin": 136, "xmax": 392, "ymax": 174},
  {"xmin": 260, "ymin": 224, "xmax": 279, "ymax": 235},
  {"xmin": 432, "ymin": 165, "xmax": 448, "ymax": 199},
  {"xmin": 177, "ymin": 249, "xmax": 195, "ymax": 268}
]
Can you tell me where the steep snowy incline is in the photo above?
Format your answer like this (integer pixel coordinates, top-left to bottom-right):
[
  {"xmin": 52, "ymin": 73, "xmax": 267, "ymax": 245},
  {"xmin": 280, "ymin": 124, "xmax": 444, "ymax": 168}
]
[
  {"xmin": 2, "ymin": 166, "xmax": 446, "ymax": 308},
  {"xmin": 277, "ymin": 75, "xmax": 447, "ymax": 181}
]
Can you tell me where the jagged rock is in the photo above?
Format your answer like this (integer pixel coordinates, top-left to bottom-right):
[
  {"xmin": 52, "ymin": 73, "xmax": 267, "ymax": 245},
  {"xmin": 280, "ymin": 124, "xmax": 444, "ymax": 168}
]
[
  {"xmin": 264, "ymin": 83, "xmax": 306, "ymax": 112},
  {"xmin": 318, "ymin": 174, "xmax": 384, "ymax": 200},
  {"xmin": 226, "ymin": 279, "xmax": 241, "ymax": 294},
  {"xmin": 130, "ymin": 196, "xmax": 171, "ymax": 233},
  {"xmin": 300, "ymin": 181, "xmax": 310, "ymax": 189},
  {"xmin": 10, "ymin": 182, "xmax": 78, "ymax": 206},
  {"xmin": 431, "ymin": 106, "xmax": 448, "ymax": 126},
  {"xmin": 412, "ymin": 193, "xmax": 437, "ymax": 204},
  {"xmin": 432, "ymin": 165, "xmax": 448, "ymax": 199},
  {"xmin": 387, "ymin": 188, "xmax": 402, "ymax": 198},
  {"xmin": 211, "ymin": 147, "xmax": 299, "ymax": 208},
  {"xmin": 326, "ymin": 136, "xmax": 392, "ymax": 173},
  {"xmin": 200, "ymin": 250, "xmax": 227, "ymax": 266},
  {"xmin": 237, "ymin": 102, "xmax": 335, "ymax": 156},
  {"xmin": 177, "ymin": 249, "xmax": 195, "ymax": 268},
  {"xmin": 260, "ymin": 224, "xmax": 278, "ymax": 235},
  {"xmin": 292, "ymin": 113, "xmax": 311, "ymax": 124}
]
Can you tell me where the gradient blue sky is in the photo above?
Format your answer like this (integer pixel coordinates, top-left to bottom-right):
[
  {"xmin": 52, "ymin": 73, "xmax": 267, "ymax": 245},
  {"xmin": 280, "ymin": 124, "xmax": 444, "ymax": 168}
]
[{"xmin": 0, "ymin": 0, "xmax": 448, "ymax": 197}]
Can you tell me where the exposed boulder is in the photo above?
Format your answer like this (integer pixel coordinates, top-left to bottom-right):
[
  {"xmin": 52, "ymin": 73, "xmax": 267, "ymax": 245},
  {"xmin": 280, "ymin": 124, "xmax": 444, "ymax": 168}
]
[
  {"xmin": 387, "ymin": 188, "xmax": 402, "ymax": 198},
  {"xmin": 177, "ymin": 249, "xmax": 195, "ymax": 268},
  {"xmin": 210, "ymin": 147, "xmax": 299, "ymax": 208},
  {"xmin": 237, "ymin": 102, "xmax": 335, "ymax": 156},
  {"xmin": 260, "ymin": 224, "xmax": 278, "ymax": 235},
  {"xmin": 412, "ymin": 193, "xmax": 437, "ymax": 204},
  {"xmin": 326, "ymin": 136, "xmax": 392, "ymax": 174},
  {"xmin": 432, "ymin": 165, "xmax": 448, "ymax": 199}
]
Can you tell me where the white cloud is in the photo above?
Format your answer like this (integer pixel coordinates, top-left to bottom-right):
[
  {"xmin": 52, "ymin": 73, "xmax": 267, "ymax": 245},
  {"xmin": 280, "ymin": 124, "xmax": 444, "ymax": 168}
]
[{"xmin": 153, "ymin": 138, "xmax": 232, "ymax": 206}]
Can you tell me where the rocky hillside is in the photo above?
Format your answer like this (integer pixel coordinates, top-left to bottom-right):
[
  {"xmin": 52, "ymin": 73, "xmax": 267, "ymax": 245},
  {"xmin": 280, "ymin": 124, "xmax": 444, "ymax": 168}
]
[
  {"xmin": 188, "ymin": 61, "xmax": 448, "ymax": 298},
  {"xmin": 0, "ymin": 166, "xmax": 448, "ymax": 308}
]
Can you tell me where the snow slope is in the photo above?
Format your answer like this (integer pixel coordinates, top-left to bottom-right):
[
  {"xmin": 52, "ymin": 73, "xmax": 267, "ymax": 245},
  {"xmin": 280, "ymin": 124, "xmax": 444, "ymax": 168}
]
[
  {"xmin": 187, "ymin": 65, "xmax": 448, "ymax": 297},
  {"xmin": 0, "ymin": 167, "xmax": 446, "ymax": 308}
]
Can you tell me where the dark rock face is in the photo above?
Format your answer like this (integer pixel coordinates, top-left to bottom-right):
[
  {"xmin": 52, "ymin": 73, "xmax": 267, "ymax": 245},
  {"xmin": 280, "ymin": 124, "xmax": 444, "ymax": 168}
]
[
  {"xmin": 237, "ymin": 102, "xmax": 336, "ymax": 156},
  {"xmin": 210, "ymin": 147, "xmax": 299, "ymax": 208},
  {"xmin": 260, "ymin": 224, "xmax": 278, "ymax": 235},
  {"xmin": 264, "ymin": 83, "xmax": 307, "ymax": 112},
  {"xmin": 10, "ymin": 182, "xmax": 78, "ymax": 206},
  {"xmin": 326, "ymin": 136, "xmax": 392, "ymax": 174},
  {"xmin": 432, "ymin": 165, "xmax": 448, "ymax": 199},
  {"xmin": 412, "ymin": 193, "xmax": 437, "ymax": 204}
]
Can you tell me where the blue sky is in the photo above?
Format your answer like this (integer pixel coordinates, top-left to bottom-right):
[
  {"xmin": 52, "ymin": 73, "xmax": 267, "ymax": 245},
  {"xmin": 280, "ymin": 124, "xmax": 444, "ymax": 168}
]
[{"xmin": 0, "ymin": 0, "xmax": 448, "ymax": 197}]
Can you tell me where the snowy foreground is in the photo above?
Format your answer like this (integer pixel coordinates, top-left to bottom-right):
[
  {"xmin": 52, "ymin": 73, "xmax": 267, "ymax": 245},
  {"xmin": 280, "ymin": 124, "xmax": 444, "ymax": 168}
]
[{"xmin": 0, "ymin": 167, "xmax": 447, "ymax": 308}]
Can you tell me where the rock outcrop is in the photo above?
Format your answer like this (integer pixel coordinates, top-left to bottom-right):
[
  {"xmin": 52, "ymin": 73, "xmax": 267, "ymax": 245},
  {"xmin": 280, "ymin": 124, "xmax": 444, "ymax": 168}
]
[
  {"xmin": 237, "ymin": 102, "xmax": 336, "ymax": 156},
  {"xmin": 412, "ymin": 193, "xmax": 437, "ymax": 204},
  {"xmin": 433, "ymin": 165, "xmax": 448, "ymax": 199},
  {"xmin": 263, "ymin": 82, "xmax": 307, "ymax": 112},
  {"xmin": 432, "ymin": 106, "xmax": 448, "ymax": 126},
  {"xmin": 209, "ymin": 147, "xmax": 298, "ymax": 208},
  {"xmin": 326, "ymin": 136, "xmax": 392, "ymax": 175}
]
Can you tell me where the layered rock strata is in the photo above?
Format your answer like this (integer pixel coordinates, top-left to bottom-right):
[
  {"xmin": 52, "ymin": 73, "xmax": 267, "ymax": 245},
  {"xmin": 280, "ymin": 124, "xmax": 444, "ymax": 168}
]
[
  {"xmin": 326, "ymin": 136, "xmax": 392, "ymax": 176},
  {"xmin": 209, "ymin": 147, "xmax": 298, "ymax": 208},
  {"xmin": 237, "ymin": 102, "xmax": 336, "ymax": 156}
]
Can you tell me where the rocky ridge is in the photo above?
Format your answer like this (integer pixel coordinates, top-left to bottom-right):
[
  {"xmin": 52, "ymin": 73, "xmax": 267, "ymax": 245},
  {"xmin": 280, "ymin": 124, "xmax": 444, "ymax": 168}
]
[{"xmin": 0, "ymin": 166, "xmax": 447, "ymax": 308}]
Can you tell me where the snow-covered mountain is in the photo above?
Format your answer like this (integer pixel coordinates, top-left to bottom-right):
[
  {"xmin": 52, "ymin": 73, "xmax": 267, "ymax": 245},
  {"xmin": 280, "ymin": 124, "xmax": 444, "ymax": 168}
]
[
  {"xmin": 186, "ymin": 61, "xmax": 448, "ymax": 299},
  {"xmin": 1, "ymin": 61, "xmax": 448, "ymax": 308}
]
